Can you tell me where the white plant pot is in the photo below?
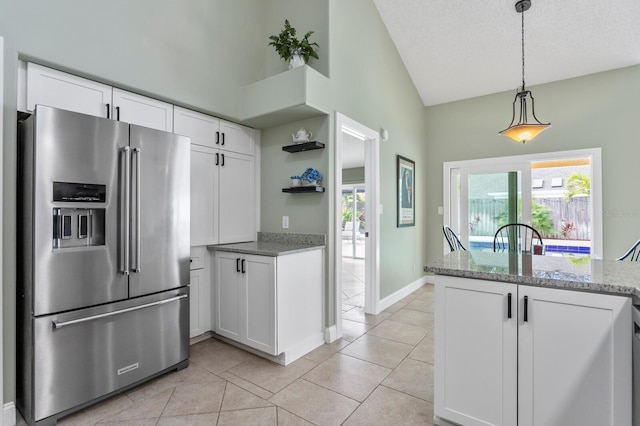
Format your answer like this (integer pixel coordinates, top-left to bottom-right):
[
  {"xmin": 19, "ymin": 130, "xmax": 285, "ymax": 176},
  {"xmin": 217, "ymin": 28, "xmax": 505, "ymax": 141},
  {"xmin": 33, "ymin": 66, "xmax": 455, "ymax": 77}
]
[{"xmin": 289, "ymin": 51, "xmax": 305, "ymax": 69}]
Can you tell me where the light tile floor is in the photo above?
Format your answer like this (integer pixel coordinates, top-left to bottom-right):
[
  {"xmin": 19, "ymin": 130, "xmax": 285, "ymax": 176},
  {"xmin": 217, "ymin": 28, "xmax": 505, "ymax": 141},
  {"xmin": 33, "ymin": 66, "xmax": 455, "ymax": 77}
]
[
  {"xmin": 342, "ymin": 256, "xmax": 365, "ymax": 311},
  {"xmin": 22, "ymin": 275, "xmax": 435, "ymax": 425}
]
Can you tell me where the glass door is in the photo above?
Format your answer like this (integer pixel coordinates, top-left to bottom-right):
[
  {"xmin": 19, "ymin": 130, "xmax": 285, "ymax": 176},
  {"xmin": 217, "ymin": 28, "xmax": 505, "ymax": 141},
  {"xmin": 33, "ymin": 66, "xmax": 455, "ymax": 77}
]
[
  {"xmin": 341, "ymin": 185, "xmax": 366, "ymax": 258},
  {"xmin": 455, "ymin": 164, "xmax": 531, "ymax": 251}
]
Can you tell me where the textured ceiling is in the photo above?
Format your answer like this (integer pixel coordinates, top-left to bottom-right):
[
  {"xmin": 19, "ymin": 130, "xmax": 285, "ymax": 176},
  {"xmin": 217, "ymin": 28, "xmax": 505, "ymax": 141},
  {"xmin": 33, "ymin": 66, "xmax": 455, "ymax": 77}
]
[{"xmin": 373, "ymin": 0, "xmax": 640, "ymax": 106}]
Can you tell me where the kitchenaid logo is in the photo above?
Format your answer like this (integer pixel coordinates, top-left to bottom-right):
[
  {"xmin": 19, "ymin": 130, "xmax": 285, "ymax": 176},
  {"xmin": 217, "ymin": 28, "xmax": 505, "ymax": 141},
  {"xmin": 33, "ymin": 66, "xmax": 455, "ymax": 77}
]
[{"xmin": 117, "ymin": 362, "xmax": 139, "ymax": 376}]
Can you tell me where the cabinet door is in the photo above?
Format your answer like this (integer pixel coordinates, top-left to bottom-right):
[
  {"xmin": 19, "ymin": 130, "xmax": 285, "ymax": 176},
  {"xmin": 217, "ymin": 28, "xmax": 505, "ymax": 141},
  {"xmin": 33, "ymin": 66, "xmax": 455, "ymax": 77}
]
[
  {"xmin": 190, "ymin": 145, "xmax": 219, "ymax": 246},
  {"xmin": 518, "ymin": 286, "xmax": 631, "ymax": 426},
  {"xmin": 189, "ymin": 269, "xmax": 204, "ymax": 338},
  {"xmin": 218, "ymin": 152, "xmax": 255, "ymax": 244},
  {"xmin": 174, "ymin": 106, "xmax": 220, "ymax": 148},
  {"xmin": 112, "ymin": 88, "xmax": 173, "ymax": 131},
  {"xmin": 214, "ymin": 252, "xmax": 242, "ymax": 340},
  {"xmin": 26, "ymin": 62, "xmax": 112, "ymax": 118},
  {"xmin": 220, "ymin": 120, "xmax": 254, "ymax": 156},
  {"xmin": 243, "ymin": 255, "xmax": 276, "ymax": 355},
  {"xmin": 434, "ymin": 276, "xmax": 517, "ymax": 426}
]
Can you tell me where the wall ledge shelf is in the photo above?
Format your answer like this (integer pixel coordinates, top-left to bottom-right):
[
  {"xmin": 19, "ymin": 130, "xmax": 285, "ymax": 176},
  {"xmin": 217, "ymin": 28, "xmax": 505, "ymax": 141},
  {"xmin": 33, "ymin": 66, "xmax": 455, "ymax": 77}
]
[
  {"xmin": 240, "ymin": 66, "xmax": 330, "ymax": 129},
  {"xmin": 282, "ymin": 186, "xmax": 325, "ymax": 193},
  {"xmin": 282, "ymin": 141, "xmax": 325, "ymax": 153}
]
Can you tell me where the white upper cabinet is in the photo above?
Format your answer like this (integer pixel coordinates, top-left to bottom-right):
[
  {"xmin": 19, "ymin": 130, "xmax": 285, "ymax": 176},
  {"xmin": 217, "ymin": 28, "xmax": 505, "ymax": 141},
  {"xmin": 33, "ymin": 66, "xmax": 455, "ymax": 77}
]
[
  {"xmin": 26, "ymin": 62, "xmax": 112, "ymax": 118},
  {"xmin": 24, "ymin": 62, "xmax": 173, "ymax": 132},
  {"xmin": 220, "ymin": 120, "xmax": 254, "ymax": 156},
  {"xmin": 218, "ymin": 151, "xmax": 255, "ymax": 244},
  {"xmin": 174, "ymin": 106, "xmax": 220, "ymax": 148},
  {"xmin": 112, "ymin": 88, "xmax": 173, "ymax": 132},
  {"xmin": 189, "ymin": 144, "xmax": 218, "ymax": 246},
  {"xmin": 173, "ymin": 106, "xmax": 258, "ymax": 246}
]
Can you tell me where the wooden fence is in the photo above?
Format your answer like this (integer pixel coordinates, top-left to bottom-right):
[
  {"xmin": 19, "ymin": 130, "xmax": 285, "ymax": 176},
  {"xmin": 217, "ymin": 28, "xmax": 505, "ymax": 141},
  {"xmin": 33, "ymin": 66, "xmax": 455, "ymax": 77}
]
[{"xmin": 468, "ymin": 197, "xmax": 591, "ymax": 240}]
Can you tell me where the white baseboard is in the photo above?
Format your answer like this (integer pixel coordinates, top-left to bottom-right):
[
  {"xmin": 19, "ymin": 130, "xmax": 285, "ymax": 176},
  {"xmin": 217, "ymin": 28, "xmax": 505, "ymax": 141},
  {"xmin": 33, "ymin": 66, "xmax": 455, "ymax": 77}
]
[
  {"xmin": 324, "ymin": 325, "xmax": 337, "ymax": 343},
  {"xmin": 4, "ymin": 401, "xmax": 16, "ymax": 426},
  {"xmin": 378, "ymin": 274, "xmax": 433, "ymax": 312}
]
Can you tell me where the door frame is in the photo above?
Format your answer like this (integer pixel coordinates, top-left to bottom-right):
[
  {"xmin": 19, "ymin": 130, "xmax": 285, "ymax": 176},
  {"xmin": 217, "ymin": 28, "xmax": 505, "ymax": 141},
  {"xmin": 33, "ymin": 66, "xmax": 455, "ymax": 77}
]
[
  {"xmin": 443, "ymin": 148, "xmax": 603, "ymax": 258},
  {"xmin": 334, "ymin": 113, "xmax": 380, "ymax": 340},
  {"xmin": 458, "ymin": 163, "xmax": 531, "ymax": 249},
  {"xmin": 0, "ymin": 35, "xmax": 5, "ymax": 426}
]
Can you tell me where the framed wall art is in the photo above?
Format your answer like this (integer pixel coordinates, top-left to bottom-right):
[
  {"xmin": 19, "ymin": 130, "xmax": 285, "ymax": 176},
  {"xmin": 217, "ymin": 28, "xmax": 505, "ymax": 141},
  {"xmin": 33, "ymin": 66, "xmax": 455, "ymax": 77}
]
[{"xmin": 397, "ymin": 155, "xmax": 415, "ymax": 227}]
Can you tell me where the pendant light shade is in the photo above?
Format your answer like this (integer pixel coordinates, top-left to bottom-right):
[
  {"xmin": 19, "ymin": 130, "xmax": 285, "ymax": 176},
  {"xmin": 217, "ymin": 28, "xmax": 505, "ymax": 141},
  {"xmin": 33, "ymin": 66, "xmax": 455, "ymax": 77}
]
[{"xmin": 499, "ymin": 0, "xmax": 550, "ymax": 144}]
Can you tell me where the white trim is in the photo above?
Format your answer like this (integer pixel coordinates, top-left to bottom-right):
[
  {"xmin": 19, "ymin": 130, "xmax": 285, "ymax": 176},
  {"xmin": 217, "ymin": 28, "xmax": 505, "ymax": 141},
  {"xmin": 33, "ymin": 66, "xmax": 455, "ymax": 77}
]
[
  {"xmin": 443, "ymin": 148, "xmax": 603, "ymax": 258},
  {"xmin": 0, "ymin": 36, "xmax": 5, "ymax": 426},
  {"xmin": 334, "ymin": 113, "xmax": 381, "ymax": 341},
  {"xmin": 4, "ymin": 403, "xmax": 15, "ymax": 426},
  {"xmin": 378, "ymin": 275, "xmax": 432, "ymax": 312},
  {"xmin": 324, "ymin": 325, "xmax": 338, "ymax": 343}
]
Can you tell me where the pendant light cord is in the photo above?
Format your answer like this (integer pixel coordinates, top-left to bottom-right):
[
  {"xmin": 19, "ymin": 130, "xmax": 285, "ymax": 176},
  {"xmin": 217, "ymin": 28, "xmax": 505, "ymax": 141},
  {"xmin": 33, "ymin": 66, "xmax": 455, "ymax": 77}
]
[{"xmin": 521, "ymin": 8, "xmax": 526, "ymax": 92}]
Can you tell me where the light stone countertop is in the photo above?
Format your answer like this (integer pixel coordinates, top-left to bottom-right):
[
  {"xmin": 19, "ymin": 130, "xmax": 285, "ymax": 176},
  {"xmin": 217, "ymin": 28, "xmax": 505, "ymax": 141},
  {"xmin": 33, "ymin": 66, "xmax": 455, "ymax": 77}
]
[
  {"xmin": 425, "ymin": 251, "xmax": 640, "ymax": 300},
  {"xmin": 208, "ymin": 232, "xmax": 325, "ymax": 257}
]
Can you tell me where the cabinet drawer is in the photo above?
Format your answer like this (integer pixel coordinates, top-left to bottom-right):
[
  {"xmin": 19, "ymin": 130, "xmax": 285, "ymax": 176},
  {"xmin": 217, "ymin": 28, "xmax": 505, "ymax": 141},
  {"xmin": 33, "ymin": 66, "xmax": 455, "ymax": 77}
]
[
  {"xmin": 190, "ymin": 247, "xmax": 207, "ymax": 270},
  {"xmin": 30, "ymin": 289, "xmax": 189, "ymax": 421}
]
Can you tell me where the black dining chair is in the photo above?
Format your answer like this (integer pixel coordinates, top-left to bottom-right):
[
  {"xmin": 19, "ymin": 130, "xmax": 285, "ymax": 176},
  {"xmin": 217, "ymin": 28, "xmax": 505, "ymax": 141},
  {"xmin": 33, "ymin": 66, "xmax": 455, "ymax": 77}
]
[
  {"xmin": 616, "ymin": 239, "xmax": 640, "ymax": 261},
  {"xmin": 443, "ymin": 225, "xmax": 467, "ymax": 252},
  {"xmin": 494, "ymin": 223, "xmax": 543, "ymax": 254}
]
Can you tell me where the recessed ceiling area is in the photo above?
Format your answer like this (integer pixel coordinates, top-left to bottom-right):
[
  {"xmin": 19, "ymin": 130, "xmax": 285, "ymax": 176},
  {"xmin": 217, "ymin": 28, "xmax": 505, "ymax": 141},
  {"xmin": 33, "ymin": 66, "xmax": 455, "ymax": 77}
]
[{"xmin": 373, "ymin": 0, "xmax": 640, "ymax": 106}]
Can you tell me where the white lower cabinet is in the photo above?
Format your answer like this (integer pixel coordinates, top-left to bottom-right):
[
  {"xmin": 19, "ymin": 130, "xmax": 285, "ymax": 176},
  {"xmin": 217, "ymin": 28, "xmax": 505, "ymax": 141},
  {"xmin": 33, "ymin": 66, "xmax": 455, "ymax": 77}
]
[
  {"xmin": 189, "ymin": 247, "xmax": 211, "ymax": 339},
  {"xmin": 214, "ymin": 249, "xmax": 324, "ymax": 364},
  {"xmin": 434, "ymin": 275, "xmax": 632, "ymax": 426}
]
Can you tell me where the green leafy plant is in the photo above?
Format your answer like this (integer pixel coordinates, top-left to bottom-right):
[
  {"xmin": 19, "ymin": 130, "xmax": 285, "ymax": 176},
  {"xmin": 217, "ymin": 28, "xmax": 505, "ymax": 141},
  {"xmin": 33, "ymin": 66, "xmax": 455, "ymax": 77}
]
[
  {"xmin": 268, "ymin": 19, "xmax": 319, "ymax": 63},
  {"xmin": 564, "ymin": 173, "xmax": 591, "ymax": 201},
  {"xmin": 496, "ymin": 198, "xmax": 556, "ymax": 237}
]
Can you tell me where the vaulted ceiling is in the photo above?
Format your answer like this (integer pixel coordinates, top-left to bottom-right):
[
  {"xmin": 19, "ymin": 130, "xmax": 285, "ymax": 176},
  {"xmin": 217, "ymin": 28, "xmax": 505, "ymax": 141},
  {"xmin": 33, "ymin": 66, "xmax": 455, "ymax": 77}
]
[{"xmin": 373, "ymin": 0, "xmax": 640, "ymax": 106}]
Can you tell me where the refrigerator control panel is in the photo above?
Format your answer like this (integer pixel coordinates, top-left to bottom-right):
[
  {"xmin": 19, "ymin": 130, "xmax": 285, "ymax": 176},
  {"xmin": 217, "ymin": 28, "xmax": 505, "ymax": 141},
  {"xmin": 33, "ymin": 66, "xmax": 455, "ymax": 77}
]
[
  {"xmin": 53, "ymin": 208, "xmax": 105, "ymax": 249},
  {"xmin": 53, "ymin": 182, "xmax": 106, "ymax": 203}
]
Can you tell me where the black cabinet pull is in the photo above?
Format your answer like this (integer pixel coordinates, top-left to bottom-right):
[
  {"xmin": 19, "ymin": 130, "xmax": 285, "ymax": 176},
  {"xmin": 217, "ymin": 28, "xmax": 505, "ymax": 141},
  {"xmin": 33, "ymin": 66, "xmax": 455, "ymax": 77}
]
[
  {"xmin": 221, "ymin": 132, "xmax": 225, "ymax": 146},
  {"xmin": 236, "ymin": 258, "xmax": 240, "ymax": 272},
  {"xmin": 241, "ymin": 259, "xmax": 246, "ymax": 274},
  {"xmin": 216, "ymin": 131, "xmax": 220, "ymax": 144},
  {"xmin": 115, "ymin": 106, "xmax": 120, "ymax": 121},
  {"xmin": 523, "ymin": 296, "xmax": 529, "ymax": 322},
  {"xmin": 507, "ymin": 293, "xmax": 512, "ymax": 319},
  {"xmin": 221, "ymin": 153, "xmax": 225, "ymax": 167},
  {"xmin": 106, "ymin": 103, "xmax": 110, "ymax": 119},
  {"xmin": 215, "ymin": 153, "xmax": 219, "ymax": 166}
]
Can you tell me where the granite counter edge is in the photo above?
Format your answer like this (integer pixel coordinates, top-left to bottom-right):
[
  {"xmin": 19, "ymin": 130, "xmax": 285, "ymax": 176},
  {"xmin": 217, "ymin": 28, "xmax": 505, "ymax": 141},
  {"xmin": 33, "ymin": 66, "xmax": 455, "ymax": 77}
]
[
  {"xmin": 424, "ymin": 265, "xmax": 639, "ymax": 299},
  {"xmin": 208, "ymin": 244, "xmax": 325, "ymax": 257}
]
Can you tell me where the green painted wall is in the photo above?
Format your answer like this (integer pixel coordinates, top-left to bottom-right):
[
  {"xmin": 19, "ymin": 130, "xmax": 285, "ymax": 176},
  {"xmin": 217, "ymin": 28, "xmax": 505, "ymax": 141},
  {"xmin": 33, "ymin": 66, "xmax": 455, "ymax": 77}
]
[
  {"xmin": 0, "ymin": 0, "xmax": 269, "ymax": 404},
  {"xmin": 329, "ymin": 0, "xmax": 429, "ymax": 299},
  {"xmin": 342, "ymin": 167, "xmax": 365, "ymax": 184},
  {"xmin": 423, "ymin": 65, "xmax": 640, "ymax": 264}
]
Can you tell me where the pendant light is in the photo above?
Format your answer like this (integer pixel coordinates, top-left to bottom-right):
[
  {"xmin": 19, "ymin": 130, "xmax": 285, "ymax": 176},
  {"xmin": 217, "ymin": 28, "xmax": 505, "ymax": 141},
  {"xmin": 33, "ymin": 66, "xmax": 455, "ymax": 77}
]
[{"xmin": 499, "ymin": 0, "xmax": 550, "ymax": 144}]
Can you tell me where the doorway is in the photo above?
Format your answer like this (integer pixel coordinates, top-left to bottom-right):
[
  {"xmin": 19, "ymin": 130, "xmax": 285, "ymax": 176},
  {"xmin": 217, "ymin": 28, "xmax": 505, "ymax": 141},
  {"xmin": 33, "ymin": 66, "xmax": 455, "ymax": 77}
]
[{"xmin": 334, "ymin": 113, "xmax": 380, "ymax": 340}]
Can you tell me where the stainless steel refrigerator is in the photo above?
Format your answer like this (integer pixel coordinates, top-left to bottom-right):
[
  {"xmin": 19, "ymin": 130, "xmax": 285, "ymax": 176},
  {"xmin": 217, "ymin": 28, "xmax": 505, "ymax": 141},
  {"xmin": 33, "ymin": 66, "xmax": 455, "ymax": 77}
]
[{"xmin": 17, "ymin": 105, "xmax": 191, "ymax": 425}]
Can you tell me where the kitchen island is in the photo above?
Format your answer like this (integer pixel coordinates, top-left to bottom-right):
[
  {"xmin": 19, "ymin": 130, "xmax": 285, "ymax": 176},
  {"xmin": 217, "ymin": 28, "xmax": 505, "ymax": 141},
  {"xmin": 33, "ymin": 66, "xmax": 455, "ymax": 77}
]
[
  {"xmin": 208, "ymin": 232, "xmax": 325, "ymax": 365},
  {"xmin": 425, "ymin": 251, "xmax": 637, "ymax": 426}
]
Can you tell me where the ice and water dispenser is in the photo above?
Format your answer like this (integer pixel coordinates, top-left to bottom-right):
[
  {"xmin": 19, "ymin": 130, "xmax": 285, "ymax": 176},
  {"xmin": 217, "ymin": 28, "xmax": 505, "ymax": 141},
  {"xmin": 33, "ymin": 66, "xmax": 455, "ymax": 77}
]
[{"xmin": 52, "ymin": 182, "xmax": 106, "ymax": 249}]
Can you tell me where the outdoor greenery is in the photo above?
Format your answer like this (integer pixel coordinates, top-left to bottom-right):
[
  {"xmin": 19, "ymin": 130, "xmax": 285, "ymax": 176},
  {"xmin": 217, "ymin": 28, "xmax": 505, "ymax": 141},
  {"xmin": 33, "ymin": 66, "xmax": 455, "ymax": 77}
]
[
  {"xmin": 342, "ymin": 192, "xmax": 365, "ymax": 228},
  {"xmin": 564, "ymin": 172, "xmax": 591, "ymax": 201},
  {"xmin": 496, "ymin": 198, "xmax": 556, "ymax": 237},
  {"xmin": 268, "ymin": 19, "xmax": 319, "ymax": 63}
]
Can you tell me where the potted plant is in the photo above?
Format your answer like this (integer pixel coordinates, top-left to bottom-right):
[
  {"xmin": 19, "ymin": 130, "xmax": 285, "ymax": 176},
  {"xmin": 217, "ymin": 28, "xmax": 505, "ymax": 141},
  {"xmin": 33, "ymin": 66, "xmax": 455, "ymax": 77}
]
[{"xmin": 268, "ymin": 19, "xmax": 319, "ymax": 69}]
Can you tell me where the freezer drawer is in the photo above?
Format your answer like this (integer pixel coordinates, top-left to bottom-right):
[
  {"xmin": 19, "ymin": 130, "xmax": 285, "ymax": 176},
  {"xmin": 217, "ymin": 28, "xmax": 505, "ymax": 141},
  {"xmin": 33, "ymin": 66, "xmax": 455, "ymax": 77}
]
[{"xmin": 23, "ymin": 288, "xmax": 189, "ymax": 423}]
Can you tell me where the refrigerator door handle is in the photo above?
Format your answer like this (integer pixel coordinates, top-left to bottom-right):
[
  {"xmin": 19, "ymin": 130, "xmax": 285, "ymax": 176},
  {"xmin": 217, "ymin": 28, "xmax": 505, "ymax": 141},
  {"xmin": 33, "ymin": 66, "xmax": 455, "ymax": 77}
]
[
  {"xmin": 52, "ymin": 294, "xmax": 188, "ymax": 329},
  {"xmin": 132, "ymin": 147, "xmax": 141, "ymax": 273},
  {"xmin": 120, "ymin": 147, "xmax": 131, "ymax": 275}
]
